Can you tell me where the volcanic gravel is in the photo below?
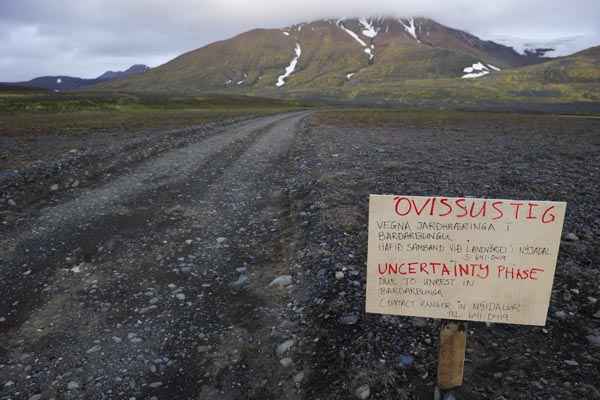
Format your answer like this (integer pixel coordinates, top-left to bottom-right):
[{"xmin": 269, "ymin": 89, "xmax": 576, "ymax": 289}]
[{"xmin": 1, "ymin": 111, "xmax": 599, "ymax": 400}]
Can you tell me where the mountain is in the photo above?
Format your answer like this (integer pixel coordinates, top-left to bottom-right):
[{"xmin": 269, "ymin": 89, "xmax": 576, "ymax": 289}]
[
  {"xmin": 91, "ymin": 19, "xmax": 600, "ymax": 105},
  {"xmin": 97, "ymin": 17, "xmax": 547, "ymax": 95},
  {"xmin": 4, "ymin": 64, "xmax": 150, "ymax": 92},
  {"xmin": 96, "ymin": 64, "xmax": 150, "ymax": 81}
]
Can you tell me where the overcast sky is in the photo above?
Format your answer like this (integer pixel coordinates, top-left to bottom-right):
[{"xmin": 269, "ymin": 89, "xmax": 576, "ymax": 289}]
[{"xmin": 1, "ymin": 0, "xmax": 599, "ymax": 81}]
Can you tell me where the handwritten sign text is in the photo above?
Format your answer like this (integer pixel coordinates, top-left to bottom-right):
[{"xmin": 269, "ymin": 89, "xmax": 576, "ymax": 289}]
[{"xmin": 366, "ymin": 195, "xmax": 566, "ymax": 326}]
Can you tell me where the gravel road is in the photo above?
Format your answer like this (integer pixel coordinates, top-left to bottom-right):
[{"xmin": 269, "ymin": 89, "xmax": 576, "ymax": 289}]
[
  {"xmin": 1, "ymin": 111, "xmax": 599, "ymax": 400},
  {"xmin": 0, "ymin": 112, "xmax": 309, "ymax": 399}
]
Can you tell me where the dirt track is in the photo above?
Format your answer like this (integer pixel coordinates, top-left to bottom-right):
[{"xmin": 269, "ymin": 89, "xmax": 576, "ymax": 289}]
[{"xmin": 1, "ymin": 111, "xmax": 599, "ymax": 400}]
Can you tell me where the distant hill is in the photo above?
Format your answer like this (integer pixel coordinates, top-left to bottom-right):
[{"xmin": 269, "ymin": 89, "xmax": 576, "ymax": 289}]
[
  {"xmin": 19, "ymin": 76, "xmax": 98, "ymax": 92},
  {"xmin": 331, "ymin": 45, "xmax": 600, "ymax": 106},
  {"xmin": 492, "ymin": 46, "xmax": 600, "ymax": 85},
  {"xmin": 2, "ymin": 64, "xmax": 150, "ymax": 92}
]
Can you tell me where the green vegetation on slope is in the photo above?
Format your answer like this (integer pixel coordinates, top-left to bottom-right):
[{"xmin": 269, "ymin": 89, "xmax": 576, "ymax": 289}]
[
  {"xmin": 0, "ymin": 85, "xmax": 49, "ymax": 97},
  {"xmin": 495, "ymin": 46, "xmax": 600, "ymax": 84},
  {"xmin": 280, "ymin": 47, "xmax": 600, "ymax": 105}
]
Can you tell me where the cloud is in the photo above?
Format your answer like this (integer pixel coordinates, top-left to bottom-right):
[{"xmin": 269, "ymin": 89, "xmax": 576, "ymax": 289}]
[{"xmin": 1, "ymin": 0, "xmax": 599, "ymax": 81}]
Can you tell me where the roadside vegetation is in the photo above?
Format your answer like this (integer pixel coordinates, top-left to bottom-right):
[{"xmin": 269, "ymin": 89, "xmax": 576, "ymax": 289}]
[{"xmin": 0, "ymin": 89, "xmax": 307, "ymax": 136}]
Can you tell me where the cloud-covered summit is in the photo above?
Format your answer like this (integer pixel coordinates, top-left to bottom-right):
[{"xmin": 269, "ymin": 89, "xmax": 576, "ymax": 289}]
[{"xmin": 1, "ymin": 0, "xmax": 599, "ymax": 81}]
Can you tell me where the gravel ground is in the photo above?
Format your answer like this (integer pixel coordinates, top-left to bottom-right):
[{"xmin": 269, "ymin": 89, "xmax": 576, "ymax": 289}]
[
  {"xmin": 1, "ymin": 111, "xmax": 599, "ymax": 400},
  {"xmin": 0, "ymin": 114, "xmax": 260, "ymax": 213},
  {"xmin": 286, "ymin": 113, "xmax": 600, "ymax": 400}
]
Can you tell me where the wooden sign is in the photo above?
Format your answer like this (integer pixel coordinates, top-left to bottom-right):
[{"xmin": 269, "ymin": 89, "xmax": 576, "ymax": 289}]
[{"xmin": 366, "ymin": 195, "xmax": 566, "ymax": 326}]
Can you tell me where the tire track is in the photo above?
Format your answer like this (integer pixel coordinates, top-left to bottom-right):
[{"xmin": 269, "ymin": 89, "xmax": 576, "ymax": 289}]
[
  {"xmin": 0, "ymin": 113, "xmax": 302, "ymax": 334},
  {"xmin": 140, "ymin": 113, "xmax": 308, "ymax": 399}
]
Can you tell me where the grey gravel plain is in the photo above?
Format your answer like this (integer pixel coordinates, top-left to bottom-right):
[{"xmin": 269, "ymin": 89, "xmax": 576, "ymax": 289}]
[{"xmin": 1, "ymin": 111, "xmax": 599, "ymax": 400}]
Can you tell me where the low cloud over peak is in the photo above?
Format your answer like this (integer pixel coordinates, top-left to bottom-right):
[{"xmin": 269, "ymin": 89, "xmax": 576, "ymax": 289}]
[{"xmin": 2, "ymin": 0, "xmax": 599, "ymax": 81}]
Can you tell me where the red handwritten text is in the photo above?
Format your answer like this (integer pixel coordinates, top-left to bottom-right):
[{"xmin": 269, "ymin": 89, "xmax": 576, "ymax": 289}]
[{"xmin": 393, "ymin": 196, "xmax": 557, "ymax": 224}]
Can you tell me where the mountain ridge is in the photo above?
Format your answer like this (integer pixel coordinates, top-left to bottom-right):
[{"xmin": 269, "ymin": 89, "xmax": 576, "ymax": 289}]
[
  {"xmin": 2, "ymin": 64, "xmax": 151, "ymax": 92},
  {"xmin": 96, "ymin": 64, "xmax": 150, "ymax": 81}
]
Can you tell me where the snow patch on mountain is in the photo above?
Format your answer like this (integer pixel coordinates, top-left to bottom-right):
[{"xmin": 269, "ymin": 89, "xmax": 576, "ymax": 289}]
[
  {"xmin": 338, "ymin": 22, "xmax": 367, "ymax": 47},
  {"xmin": 56, "ymin": 78, "xmax": 62, "ymax": 84},
  {"xmin": 283, "ymin": 31, "xmax": 290, "ymax": 36},
  {"xmin": 359, "ymin": 18, "xmax": 378, "ymax": 39},
  {"xmin": 276, "ymin": 43, "xmax": 302, "ymax": 87},
  {"xmin": 338, "ymin": 20, "xmax": 375, "ymax": 62},
  {"xmin": 462, "ymin": 71, "xmax": 489, "ymax": 79},
  {"xmin": 235, "ymin": 73, "xmax": 248, "ymax": 85},
  {"xmin": 461, "ymin": 62, "xmax": 500, "ymax": 79},
  {"xmin": 463, "ymin": 62, "xmax": 486, "ymax": 73},
  {"xmin": 400, "ymin": 18, "xmax": 419, "ymax": 42}
]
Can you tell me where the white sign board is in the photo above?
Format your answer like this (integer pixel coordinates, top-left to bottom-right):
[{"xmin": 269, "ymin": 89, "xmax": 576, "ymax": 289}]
[{"xmin": 366, "ymin": 195, "xmax": 566, "ymax": 326}]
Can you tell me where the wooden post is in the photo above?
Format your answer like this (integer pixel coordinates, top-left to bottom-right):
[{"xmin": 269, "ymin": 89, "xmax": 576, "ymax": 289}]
[{"xmin": 437, "ymin": 320, "xmax": 467, "ymax": 393}]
